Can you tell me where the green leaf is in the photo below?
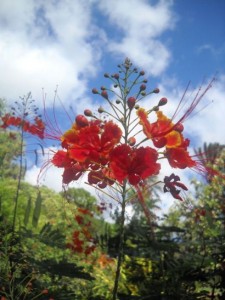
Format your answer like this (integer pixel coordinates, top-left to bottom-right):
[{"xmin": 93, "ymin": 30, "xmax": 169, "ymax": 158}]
[
  {"xmin": 23, "ymin": 196, "xmax": 32, "ymax": 226},
  {"xmin": 32, "ymin": 192, "xmax": 42, "ymax": 227}
]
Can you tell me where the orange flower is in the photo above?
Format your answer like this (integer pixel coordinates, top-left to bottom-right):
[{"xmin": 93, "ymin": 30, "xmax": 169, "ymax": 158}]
[
  {"xmin": 137, "ymin": 108, "xmax": 197, "ymax": 169},
  {"xmin": 137, "ymin": 108, "xmax": 183, "ymax": 148},
  {"xmin": 52, "ymin": 117, "xmax": 122, "ymax": 185},
  {"xmin": 62, "ymin": 119, "xmax": 122, "ymax": 165}
]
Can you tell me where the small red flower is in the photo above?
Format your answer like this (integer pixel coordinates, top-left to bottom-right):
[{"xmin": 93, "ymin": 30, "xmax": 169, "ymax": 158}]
[
  {"xmin": 165, "ymin": 145, "xmax": 196, "ymax": 169},
  {"xmin": 52, "ymin": 150, "xmax": 71, "ymax": 168},
  {"xmin": 163, "ymin": 173, "xmax": 188, "ymax": 201}
]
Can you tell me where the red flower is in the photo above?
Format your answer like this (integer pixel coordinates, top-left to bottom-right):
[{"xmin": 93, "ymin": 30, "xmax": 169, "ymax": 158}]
[
  {"xmin": 110, "ymin": 144, "xmax": 160, "ymax": 185},
  {"xmin": 75, "ymin": 215, "xmax": 84, "ymax": 225},
  {"xmin": 0, "ymin": 113, "xmax": 45, "ymax": 139},
  {"xmin": 51, "ymin": 118, "xmax": 122, "ymax": 185},
  {"xmin": 163, "ymin": 173, "xmax": 188, "ymax": 201},
  {"xmin": 62, "ymin": 164, "xmax": 85, "ymax": 184},
  {"xmin": 84, "ymin": 245, "xmax": 96, "ymax": 255},
  {"xmin": 165, "ymin": 147, "xmax": 196, "ymax": 169},
  {"xmin": 88, "ymin": 169, "xmax": 114, "ymax": 188},
  {"xmin": 52, "ymin": 150, "xmax": 86, "ymax": 184},
  {"xmin": 62, "ymin": 119, "xmax": 122, "ymax": 166},
  {"xmin": 67, "ymin": 231, "xmax": 84, "ymax": 253},
  {"xmin": 77, "ymin": 207, "xmax": 92, "ymax": 216},
  {"xmin": 52, "ymin": 150, "xmax": 71, "ymax": 168},
  {"xmin": 137, "ymin": 108, "xmax": 197, "ymax": 170},
  {"xmin": 137, "ymin": 109, "xmax": 183, "ymax": 148},
  {"xmin": 1, "ymin": 114, "xmax": 22, "ymax": 128}
]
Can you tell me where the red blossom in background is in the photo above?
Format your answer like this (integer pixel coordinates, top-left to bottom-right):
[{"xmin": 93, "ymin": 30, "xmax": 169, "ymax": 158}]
[
  {"xmin": 0, "ymin": 114, "xmax": 45, "ymax": 139},
  {"xmin": 0, "ymin": 93, "xmax": 45, "ymax": 140},
  {"xmin": 67, "ymin": 208, "xmax": 96, "ymax": 255}
]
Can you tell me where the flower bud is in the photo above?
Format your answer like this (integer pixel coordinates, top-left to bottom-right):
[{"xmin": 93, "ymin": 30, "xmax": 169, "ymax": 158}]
[
  {"xmin": 116, "ymin": 99, "xmax": 121, "ymax": 104},
  {"xmin": 100, "ymin": 86, "xmax": 106, "ymax": 90},
  {"xmin": 153, "ymin": 88, "xmax": 160, "ymax": 94},
  {"xmin": 127, "ymin": 97, "xmax": 136, "ymax": 110},
  {"xmin": 104, "ymin": 73, "xmax": 109, "ymax": 78},
  {"xmin": 158, "ymin": 97, "xmax": 168, "ymax": 106},
  {"xmin": 174, "ymin": 123, "xmax": 184, "ymax": 132},
  {"xmin": 114, "ymin": 84, "xmax": 118, "ymax": 88},
  {"xmin": 153, "ymin": 137, "xmax": 167, "ymax": 148},
  {"xmin": 143, "ymin": 79, "xmax": 148, "ymax": 83},
  {"xmin": 92, "ymin": 88, "xmax": 98, "ymax": 94},
  {"xmin": 98, "ymin": 106, "xmax": 104, "ymax": 113},
  {"xmin": 113, "ymin": 73, "xmax": 119, "ymax": 80},
  {"xmin": 140, "ymin": 91, "xmax": 146, "ymax": 96},
  {"xmin": 128, "ymin": 137, "xmax": 136, "ymax": 146},
  {"xmin": 135, "ymin": 104, "xmax": 140, "ymax": 109},
  {"xmin": 101, "ymin": 91, "xmax": 108, "ymax": 99},
  {"xmin": 84, "ymin": 109, "xmax": 92, "ymax": 117},
  {"xmin": 139, "ymin": 70, "xmax": 145, "ymax": 76},
  {"xmin": 76, "ymin": 115, "xmax": 89, "ymax": 127},
  {"xmin": 140, "ymin": 84, "xmax": 146, "ymax": 91}
]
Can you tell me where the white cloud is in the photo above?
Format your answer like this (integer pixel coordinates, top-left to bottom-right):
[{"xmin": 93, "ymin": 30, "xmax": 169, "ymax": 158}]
[
  {"xmin": 197, "ymin": 43, "xmax": 225, "ymax": 58},
  {"xmin": 0, "ymin": 0, "xmax": 176, "ymax": 111},
  {"xmin": 0, "ymin": 0, "xmax": 105, "ymax": 107},
  {"xmin": 97, "ymin": 0, "xmax": 176, "ymax": 75},
  {"xmin": 25, "ymin": 159, "xmax": 99, "ymax": 198}
]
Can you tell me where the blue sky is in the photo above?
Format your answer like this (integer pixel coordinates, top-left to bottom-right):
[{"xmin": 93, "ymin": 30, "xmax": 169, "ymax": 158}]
[{"xmin": 0, "ymin": 0, "xmax": 224, "ymax": 207}]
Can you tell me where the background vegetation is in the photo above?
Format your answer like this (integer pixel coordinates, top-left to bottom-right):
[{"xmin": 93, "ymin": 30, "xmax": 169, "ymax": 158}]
[{"xmin": 0, "ymin": 98, "xmax": 224, "ymax": 299}]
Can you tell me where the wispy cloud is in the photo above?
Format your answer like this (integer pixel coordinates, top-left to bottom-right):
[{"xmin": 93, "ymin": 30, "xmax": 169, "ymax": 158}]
[{"xmin": 197, "ymin": 43, "xmax": 225, "ymax": 58}]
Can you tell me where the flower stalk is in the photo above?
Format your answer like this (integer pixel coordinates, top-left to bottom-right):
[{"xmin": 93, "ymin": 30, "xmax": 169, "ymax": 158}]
[
  {"xmin": 112, "ymin": 182, "xmax": 127, "ymax": 300},
  {"xmin": 47, "ymin": 58, "xmax": 214, "ymax": 298}
]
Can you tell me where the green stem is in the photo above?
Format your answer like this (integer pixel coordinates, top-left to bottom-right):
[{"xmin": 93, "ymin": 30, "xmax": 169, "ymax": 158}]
[
  {"xmin": 112, "ymin": 184, "xmax": 127, "ymax": 300},
  {"xmin": 12, "ymin": 128, "xmax": 24, "ymax": 234}
]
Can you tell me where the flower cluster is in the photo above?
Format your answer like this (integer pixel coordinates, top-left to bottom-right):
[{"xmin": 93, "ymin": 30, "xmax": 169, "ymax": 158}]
[
  {"xmin": 0, "ymin": 94, "xmax": 45, "ymax": 139},
  {"xmin": 1, "ymin": 113, "xmax": 45, "ymax": 139},
  {"xmin": 51, "ymin": 59, "xmax": 212, "ymax": 201},
  {"xmin": 66, "ymin": 207, "xmax": 96, "ymax": 255}
]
